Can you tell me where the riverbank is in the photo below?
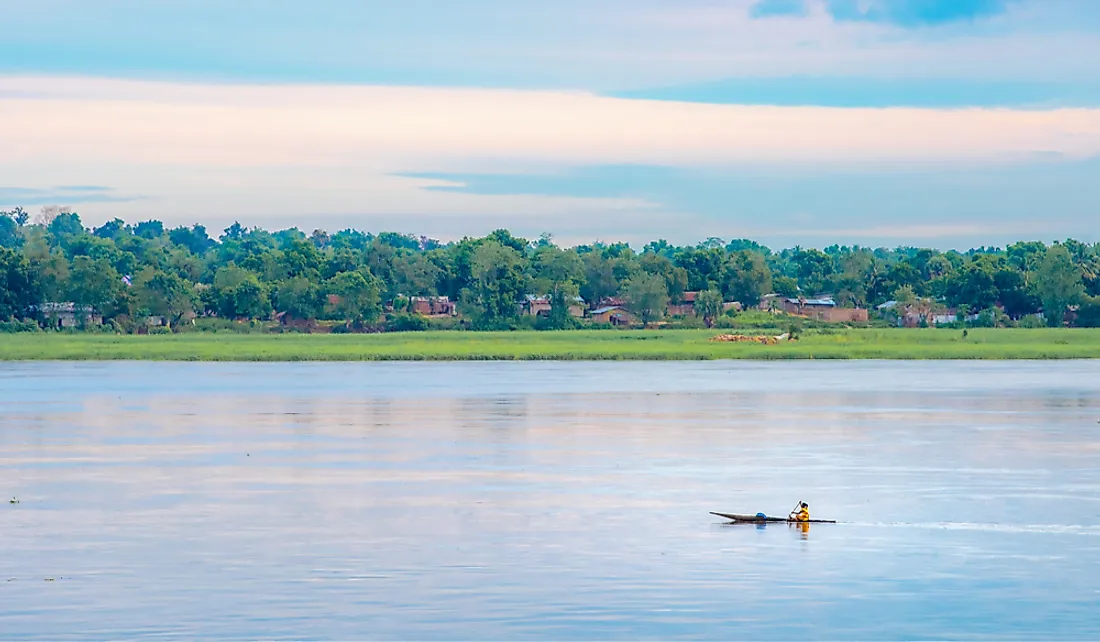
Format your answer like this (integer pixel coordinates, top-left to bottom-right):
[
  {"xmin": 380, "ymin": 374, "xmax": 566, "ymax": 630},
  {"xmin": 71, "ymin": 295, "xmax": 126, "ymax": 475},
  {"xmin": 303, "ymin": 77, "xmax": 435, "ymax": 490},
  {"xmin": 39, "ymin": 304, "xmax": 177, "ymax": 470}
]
[{"xmin": 2, "ymin": 328, "xmax": 1100, "ymax": 361}]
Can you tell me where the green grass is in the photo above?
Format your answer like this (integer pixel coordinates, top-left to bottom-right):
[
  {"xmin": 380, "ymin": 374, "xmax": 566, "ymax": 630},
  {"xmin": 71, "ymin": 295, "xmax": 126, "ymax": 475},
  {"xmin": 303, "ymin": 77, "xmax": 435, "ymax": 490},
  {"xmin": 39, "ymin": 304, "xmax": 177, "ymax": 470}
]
[{"xmin": 2, "ymin": 328, "xmax": 1100, "ymax": 361}]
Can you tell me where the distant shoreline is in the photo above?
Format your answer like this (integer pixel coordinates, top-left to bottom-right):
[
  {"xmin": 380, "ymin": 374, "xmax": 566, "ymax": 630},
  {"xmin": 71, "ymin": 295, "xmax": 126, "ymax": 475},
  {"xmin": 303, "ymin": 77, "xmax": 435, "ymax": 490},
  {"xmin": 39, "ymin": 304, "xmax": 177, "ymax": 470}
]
[{"xmin": 2, "ymin": 328, "xmax": 1099, "ymax": 361}]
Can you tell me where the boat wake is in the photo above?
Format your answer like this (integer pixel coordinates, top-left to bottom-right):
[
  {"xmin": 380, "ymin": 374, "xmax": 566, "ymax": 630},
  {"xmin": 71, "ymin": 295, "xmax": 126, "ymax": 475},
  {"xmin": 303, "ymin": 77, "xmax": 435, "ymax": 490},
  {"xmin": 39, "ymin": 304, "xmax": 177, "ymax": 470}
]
[{"xmin": 853, "ymin": 521, "xmax": 1100, "ymax": 536}]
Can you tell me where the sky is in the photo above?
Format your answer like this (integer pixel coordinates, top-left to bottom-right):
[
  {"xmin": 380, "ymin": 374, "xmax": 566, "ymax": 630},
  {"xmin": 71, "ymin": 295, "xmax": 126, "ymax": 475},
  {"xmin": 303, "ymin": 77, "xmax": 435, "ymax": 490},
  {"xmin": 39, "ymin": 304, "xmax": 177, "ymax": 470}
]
[{"xmin": 2, "ymin": 0, "xmax": 1099, "ymax": 249}]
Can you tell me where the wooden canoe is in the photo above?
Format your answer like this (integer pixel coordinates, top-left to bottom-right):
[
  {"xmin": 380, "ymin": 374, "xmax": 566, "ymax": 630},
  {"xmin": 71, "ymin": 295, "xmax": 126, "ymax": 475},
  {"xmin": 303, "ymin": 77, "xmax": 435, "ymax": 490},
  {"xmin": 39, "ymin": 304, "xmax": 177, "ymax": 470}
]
[{"xmin": 711, "ymin": 511, "xmax": 837, "ymax": 524}]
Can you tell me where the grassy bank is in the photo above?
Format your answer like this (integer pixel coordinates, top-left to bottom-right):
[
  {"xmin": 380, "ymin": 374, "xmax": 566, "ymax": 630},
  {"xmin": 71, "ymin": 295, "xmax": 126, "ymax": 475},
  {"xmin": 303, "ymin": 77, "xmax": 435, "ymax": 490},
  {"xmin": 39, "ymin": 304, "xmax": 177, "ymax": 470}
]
[{"xmin": 1, "ymin": 328, "xmax": 1100, "ymax": 361}]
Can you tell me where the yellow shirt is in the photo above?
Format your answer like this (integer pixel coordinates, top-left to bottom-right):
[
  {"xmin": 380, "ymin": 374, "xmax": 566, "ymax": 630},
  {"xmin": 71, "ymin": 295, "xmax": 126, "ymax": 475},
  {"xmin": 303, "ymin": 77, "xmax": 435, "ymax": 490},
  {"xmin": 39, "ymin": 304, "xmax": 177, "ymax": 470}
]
[{"xmin": 794, "ymin": 508, "xmax": 810, "ymax": 522}]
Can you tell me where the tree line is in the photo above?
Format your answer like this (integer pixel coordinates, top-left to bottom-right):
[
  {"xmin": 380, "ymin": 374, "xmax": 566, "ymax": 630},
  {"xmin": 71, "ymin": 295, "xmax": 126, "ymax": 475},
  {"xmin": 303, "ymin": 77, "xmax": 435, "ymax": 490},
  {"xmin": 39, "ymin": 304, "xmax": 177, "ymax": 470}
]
[{"xmin": 1, "ymin": 207, "xmax": 1099, "ymax": 331}]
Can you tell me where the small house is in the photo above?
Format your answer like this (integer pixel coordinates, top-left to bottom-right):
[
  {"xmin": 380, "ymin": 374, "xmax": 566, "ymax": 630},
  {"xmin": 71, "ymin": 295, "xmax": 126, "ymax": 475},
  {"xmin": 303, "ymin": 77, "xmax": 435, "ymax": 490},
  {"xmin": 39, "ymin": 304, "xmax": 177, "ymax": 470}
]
[
  {"xmin": 409, "ymin": 296, "xmax": 456, "ymax": 317},
  {"xmin": 38, "ymin": 302, "xmax": 102, "ymax": 329},
  {"xmin": 522, "ymin": 295, "xmax": 584, "ymax": 318},
  {"xmin": 588, "ymin": 305, "xmax": 635, "ymax": 326},
  {"xmin": 781, "ymin": 296, "xmax": 868, "ymax": 323},
  {"xmin": 666, "ymin": 291, "xmax": 698, "ymax": 317}
]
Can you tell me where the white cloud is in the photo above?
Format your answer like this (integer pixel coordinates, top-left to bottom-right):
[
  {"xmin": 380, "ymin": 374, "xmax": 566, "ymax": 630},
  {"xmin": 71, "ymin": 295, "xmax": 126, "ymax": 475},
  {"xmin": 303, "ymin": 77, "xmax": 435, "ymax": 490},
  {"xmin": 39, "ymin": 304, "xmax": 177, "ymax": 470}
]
[
  {"xmin": 5, "ymin": 76, "xmax": 1100, "ymax": 168},
  {"xmin": 1, "ymin": 75, "xmax": 1099, "ymax": 241}
]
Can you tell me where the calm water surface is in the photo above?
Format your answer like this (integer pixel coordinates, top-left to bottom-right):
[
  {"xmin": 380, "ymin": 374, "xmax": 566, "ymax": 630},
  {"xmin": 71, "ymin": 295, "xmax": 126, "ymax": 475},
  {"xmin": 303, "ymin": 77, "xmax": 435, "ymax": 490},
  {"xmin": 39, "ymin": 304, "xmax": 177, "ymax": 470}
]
[{"xmin": 2, "ymin": 361, "xmax": 1099, "ymax": 639}]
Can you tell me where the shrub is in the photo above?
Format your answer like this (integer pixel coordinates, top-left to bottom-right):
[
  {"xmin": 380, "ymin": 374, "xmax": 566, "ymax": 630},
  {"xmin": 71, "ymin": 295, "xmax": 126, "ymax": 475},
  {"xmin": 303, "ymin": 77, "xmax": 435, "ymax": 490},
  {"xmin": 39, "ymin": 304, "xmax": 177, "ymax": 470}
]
[
  {"xmin": 1018, "ymin": 314, "xmax": 1046, "ymax": 329},
  {"xmin": 534, "ymin": 314, "xmax": 580, "ymax": 331},
  {"xmin": 0, "ymin": 318, "xmax": 41, "ymax": 333},
  {"xmin": 425, "ymin": 316, "xmax": 466, "ymax": 331},
  {"xmin": 968, "ymin": 308, "xmax": 1013, "ymax": 328},
  {"xmin": 386, "ymin": 313, "xmax": 430, "ymax": 332},
  {"xmin": 581, "ymin": 321, "xmax": 615, "ymax": 330},
  {"xmin": 189, "ymin": 318, "xmax": 263, "ymax": 334},
  {"xmin": 664, "ymin": 315, "xmax": 706, "ymax": 330},
  {"xmin": 82, "ymin": 321, "xmax": 118, "ymax": 334}
]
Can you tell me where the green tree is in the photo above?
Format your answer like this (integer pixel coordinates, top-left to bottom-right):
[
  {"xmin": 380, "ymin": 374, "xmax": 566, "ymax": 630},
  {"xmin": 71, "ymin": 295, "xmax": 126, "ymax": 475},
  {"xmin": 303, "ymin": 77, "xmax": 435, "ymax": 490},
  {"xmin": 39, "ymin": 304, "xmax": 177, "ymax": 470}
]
[
  {"xmin": 67, "ymin": 256, "xmax": 122, "ymax": 320},
  {"xmin": 693, "ymin": 288, "xmax": 724, "ymax": 328},
  {"xmin": 0, "ymin": 247, "xmax": 41, "ymax": 319},
  {"xmin": 0, "ymin": 214, "xmax": 20, "ymax": 249},
  {"xmin": 533, "ymin": 246, "xmax": 584, "ymax": 330},
  {"xmin": 487, "ymin": 229, "xmax": 528, "ymax": 253},
  {"xmin": 924, "ymin": 255, "xmax": 953, "ymax": 281},
  {"xmin": 789, "ymin": 248, "xmax": 834, "ymax": 294},
  {"xmin": 93, "ymin": 218, "xmax": 130, "ymax": 240},
  {"xmin": 993, "ymin": 268, "xmax": 1039, "ymax": 318},
  {"xmin": 942, "ymin": 259, "xmax": 998, "ymax": 310},
  {"xmin": 133, "ymin": 267, "xmax": 196, "ymax": 326},
  {"xmin": 833, "ymin": 250, "xmax": 882, "ymax": 306},
  {"xmin": 393, "ymin": 253, "xmax": 441, "ymax": 298},
  {"xmin": 1006, "ymin": 241, "xmax": 1047, "ymax": 273},
  {"xmin": 1063, "ymin": 239, "xmax": 1100, "ymax": 297},
  {"xmin": 210, "ymin": 265, "xmax": 270, "ymax": 320},
  {"xmin": 1036, "ymin": 245, "xmax": 1084, "ymax": 327},
  {"xmin": 133, "ymin": 220, "xmax": 165, "ymax": 240},
  {"xmin": 47, "ymin": 210, "xmax": 85, "ymax": 241},
  {"xmin": 579, "ymin": 251, "xmax": 618, "ymax": 309},
  {"xmin": 673, "ymin": 247, "xmax": 725, "ymax": 292},
  {"xmin": 278, "ymin": 238, "xmax": 322, "ymax": 280},
  {"xmin": 721, "ymin": 250, "xmax": 772, "ymax": 307},
  {"xmin": 221, "ymin": 221, "xmax": 247, "ymax": 241},
  {"xmin": 364, "ymin": 239, "xmax": 401, "ymax": 300},
  {"xmin": 771, "ymin": 275, "xmax": 799, "ymax": 298},
  {"xmin": 625, "ymin": 272, "xmax": 669, "ymax": 327},
  {"xmin": 461, "ymin": 242, "xmax": 527, "ymax": 330},
  {"xmin": 12, "ymin": 207, "xmax": 30, "ymax": 227},
  {"xmin": 165, "ymin": 247, "xmax": 206, "ymax": 282},
  {"xmin": 23, "ymin": 237, "xmax": 70, "ymax": 303},
  {"xmin": 885, "ymin": 261, "xmax": 922, "ymax": 296},
  {"xmin": 168, "ymin": 224, "xmax": 215, "ymax": 256},
  {"xmin": 274, "ymin": 276, "xmax": 323, "ymax": 322},
  {"xmin": 1075, "ymin": 296, "xmax": 1100, "ymax": 328},
  {"xmin": 326, "ymin": 270, "xmax": 381, "ymax": 327},
  {"xmin": 639, "ymin": 253, "xmax": 687, "ymax": 302},
  {"xmin": 893, "ymin": 284, "xmax": 916, "ymax": 306},
  {"xmin": 324, "ymin": 248, "xmax": 363, "ymax": 280}
]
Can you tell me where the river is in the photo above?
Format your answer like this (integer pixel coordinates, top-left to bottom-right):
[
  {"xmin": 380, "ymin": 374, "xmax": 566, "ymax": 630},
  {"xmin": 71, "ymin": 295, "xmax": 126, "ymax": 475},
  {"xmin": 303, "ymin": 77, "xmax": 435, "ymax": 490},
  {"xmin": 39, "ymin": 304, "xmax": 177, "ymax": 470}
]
[{"xmin": 2, "ymin": 361, "xmax": 1099, "ymax": 639}]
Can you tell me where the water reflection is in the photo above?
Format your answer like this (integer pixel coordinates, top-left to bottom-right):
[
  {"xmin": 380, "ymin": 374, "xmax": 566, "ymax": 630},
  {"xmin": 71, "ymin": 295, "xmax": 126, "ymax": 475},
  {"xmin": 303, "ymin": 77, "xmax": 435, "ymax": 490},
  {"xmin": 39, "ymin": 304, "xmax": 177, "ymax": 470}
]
[{"xmin": 1, "ymin": 361, "xmax": 1099, "ymax": 639}]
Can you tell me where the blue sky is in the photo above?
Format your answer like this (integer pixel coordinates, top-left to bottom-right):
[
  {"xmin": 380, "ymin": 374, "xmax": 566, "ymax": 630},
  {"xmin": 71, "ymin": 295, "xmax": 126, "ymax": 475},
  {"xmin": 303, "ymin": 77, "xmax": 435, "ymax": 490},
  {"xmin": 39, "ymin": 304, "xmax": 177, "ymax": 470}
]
[{"xmin": 1, "ymin": 0, "xmax": 1099, "ymax": 248}]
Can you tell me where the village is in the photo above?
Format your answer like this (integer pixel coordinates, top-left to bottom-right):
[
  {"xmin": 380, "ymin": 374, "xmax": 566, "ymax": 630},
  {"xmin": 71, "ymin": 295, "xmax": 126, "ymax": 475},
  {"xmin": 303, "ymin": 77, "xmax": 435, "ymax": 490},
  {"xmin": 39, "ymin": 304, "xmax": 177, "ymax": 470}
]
[{"xmin": 38, "ymin": 288, "xmax": 1056, "ymax": 332}]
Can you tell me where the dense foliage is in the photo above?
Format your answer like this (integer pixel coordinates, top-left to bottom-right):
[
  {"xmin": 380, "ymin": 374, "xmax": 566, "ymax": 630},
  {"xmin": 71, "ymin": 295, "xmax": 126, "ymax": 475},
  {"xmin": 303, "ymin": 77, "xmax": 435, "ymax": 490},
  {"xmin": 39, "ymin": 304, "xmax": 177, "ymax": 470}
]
[{"xmin": 2, "ymin": 207, "xmax": 1099, "ymax": 330}]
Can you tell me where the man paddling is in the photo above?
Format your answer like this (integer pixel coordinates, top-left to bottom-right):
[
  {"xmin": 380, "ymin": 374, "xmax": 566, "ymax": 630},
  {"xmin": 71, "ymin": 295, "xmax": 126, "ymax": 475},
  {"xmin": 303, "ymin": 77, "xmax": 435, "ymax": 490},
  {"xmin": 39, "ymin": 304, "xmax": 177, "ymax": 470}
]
[{"xmin": 790, "ymin": 502, "xmax": 810, "ymax": 522}]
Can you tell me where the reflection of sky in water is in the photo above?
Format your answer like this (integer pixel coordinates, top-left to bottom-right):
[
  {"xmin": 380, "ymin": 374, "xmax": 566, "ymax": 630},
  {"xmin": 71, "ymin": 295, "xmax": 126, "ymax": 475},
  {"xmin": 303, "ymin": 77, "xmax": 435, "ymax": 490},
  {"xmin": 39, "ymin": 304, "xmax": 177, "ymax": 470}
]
[{"xmin": 2, "ymin": 362, "xmax": 1099, "ymax": 639}]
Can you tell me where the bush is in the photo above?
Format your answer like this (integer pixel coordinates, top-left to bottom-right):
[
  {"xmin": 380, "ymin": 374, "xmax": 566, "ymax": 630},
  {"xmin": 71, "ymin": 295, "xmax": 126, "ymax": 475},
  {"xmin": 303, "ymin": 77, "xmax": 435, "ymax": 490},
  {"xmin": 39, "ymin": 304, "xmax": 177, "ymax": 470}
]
[
  {"xmin": 0, "ymin": 318, "xmax": 41, "ymax": 333},
  {"xmin": 726, "ymin": 310, "xmax": 786, "ymax": 329},
  {"xmin": 663, "ymin": 315, "xmax": 706, "ymax": 330},
  {"xmin": 968, "ymin": 308, "xmax": 1013, "ymax": 329},
  {"xmin": 581, "ymin": 321, "xmax": 615, "ymax": 330},
  {"xmin": 426, "ymin": 316, "xmax": 466, "ymax": 331},
  {"xmin": 534, "ymin": 314, "xmax": 581, "ymax": 331},
  {"xmin": 147, "ymin": 325, "xmax": 172, "ymax": 335},
  {"xmin": 1018, "ymin": 314, "xmax": 1046, "ymax": 329},
  {"xmin": 82, "ymin": 322, "xmax": 118, "ymax": 334},
  {"xmin": 1075, "ymin": 297, "xmax": 1100, "ymax": 328},
  {"xmin": 385, "ymin": 313, "xmax": 430, "ymax": 332},
  {"xmin": 969, "ymin": 310, "xmax": 995, "ymax": 328},
  {"xmin": 188, "ymin": 318, "xmax": 264, "ymax": 334}
]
